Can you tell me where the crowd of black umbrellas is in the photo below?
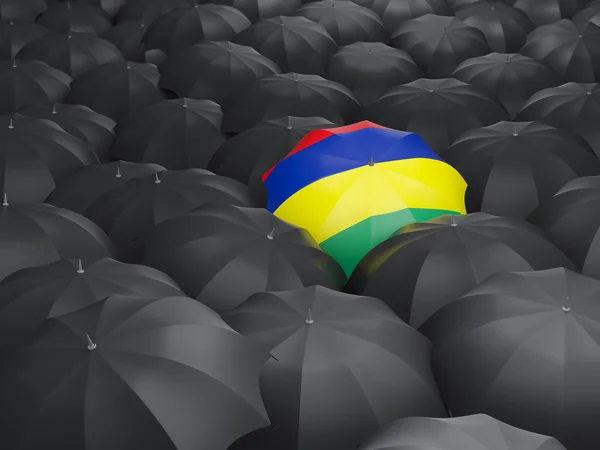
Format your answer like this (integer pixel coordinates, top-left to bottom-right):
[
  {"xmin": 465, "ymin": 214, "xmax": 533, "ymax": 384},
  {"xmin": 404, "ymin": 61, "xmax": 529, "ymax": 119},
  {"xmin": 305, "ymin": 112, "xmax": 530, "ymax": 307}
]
[{"xmin": 2, "ymin": 0, "xmax": 600, "ymax": 449}]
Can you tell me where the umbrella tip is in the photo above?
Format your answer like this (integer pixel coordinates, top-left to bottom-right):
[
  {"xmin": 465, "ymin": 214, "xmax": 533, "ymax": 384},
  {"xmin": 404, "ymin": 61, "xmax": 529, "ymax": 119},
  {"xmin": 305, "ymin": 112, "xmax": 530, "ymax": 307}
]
[
  {"xmin": 450, "ymin": 215, "xmax": 458, "ymax": 227},
  {"xmin": 228, "ymin": 42, "xmax": 232, "ymax": 52},
  {"xmin": 562, "ymin": 306, "xmax": 571, "ymax": 312},
  {"xmin": 9, "ymin": 19, "xmax": 13, "ymax": 25},
  {"xmin": 154, "ymin": 172, "xmax": 161, "ymax": 183},
  {"xmin": 52, "ymin": 103, "xmax": 57, "ymax": 114},
  {"xmin": 2, "ymin": 192, "xmax": 8, "ymax": 206},
  {"xmin": 368, "ymin": 156, "xmax": 374, "ymax": 166},
  {"xmin": 588, "ymin": 91, "xmax": 593, "ymax": 95},
  {"xmin": 183, "ymin": 97, "xmax": 188, "ymax": 107},
  {"xmin": 116, "ymin": 165, "xmax": 122, "ymax": 178},
  {"xmin": 267, "ymin": 228, "xmax": 275, "ymax": 239},
  {"xmin": 76, "ymin": 259, "xmax": 84, "ymax": 273},
  {"xmin": 86, "ymin": 334, "xmax": 97, "ymax": 350},
  {"xmin": 305, "ymin": 309, "xmax": 314, "ymax": 324},
  {"xmin": 11, "ymin": 59, "xmax": 15, "ymax": 68},
  {"xmin": 8, "ymin": 117, "xmax": 13, "ymax": 129},
  {"xmin": 68, "ymin": 30, "xmax": 72, "ymax": 39}
]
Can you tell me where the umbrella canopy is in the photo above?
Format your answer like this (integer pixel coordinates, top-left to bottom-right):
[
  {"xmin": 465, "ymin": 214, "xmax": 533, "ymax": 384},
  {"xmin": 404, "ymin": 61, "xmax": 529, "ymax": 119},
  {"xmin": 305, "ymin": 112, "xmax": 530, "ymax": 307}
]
[
  {"xmin": 101, "ymin": 18, "xmax": 150, "ymax": 62},
  {"xmin": 0, "ymin": 293, "xmax": 270, "ymax": 450},
  {"xmin": 143, "ymin": 203, "xmax": 347, "ymax": 313},
  {"xmin": 420, "ymin": 267, "xmax": 600, "ymax": 450},
  {"xmin": 0, "ymin": 257, "xmax": 183, "ymax": 354},
  {"xmin": 0, "ymin": 59, "xmax": 71, "ymax": 113},
  {"xmin": 0, "ymin": 0, "xmax": 46, "ymax": 22},
  {"xmin": 46, "ymin": 161, "xmax": 166, "ymax": 215},
  {"xmin": 0, "ymin": 19, "xmax": 48, "ymax": 59},
  {"xmin": 327, "ymin": 42, "xmax": 424, "ymax": 107},
  {"xmin": 516, "ymin": 82, "xmax": 600, "ymax": 159},
  {"xmin": 20, "ymin": 102, "xmax": 116, "ymax": 162},
  {"xmin": 513, "ymin": 0, "xmax": 587, "ymax": 25},
  {"xmin": 346, "ymin": 212, "xmax": 576, "ymax": 328},
  {"xmin": 111, "ymin": 98, "xmax": 225, "ymax": 170},
  {"xmin": 452, "ymin": 53, "xmax": 561, "ymax": 118},
  {"xmin": 66, "ymin": 62, "xmax": 164, "ymax": 123},
  {"xmin": 445, "ymin": 121, "xmax": 600, "ymax": 218},
  {"xmin": 362, "ymin": 78, "xmax": 509, "ymax": 153},
  {"xmin": 212, "ymin": 0, "xmax": 300, "ymax": 22},
  {"xmin": 116, "ymin": 0, "xmax": 195, "ymax": 23},
  {"xmin": 262, "ymin": 121, "xmax": 467, "ymax": 276},
  {"xmin": 554, "ymin": 174, "xmax": 600, "ymax": 194},
  {"xmin": 0, "ymin": 199, "xmax": 116, "ymax": 282},
  {"xmin": 520, "ymin": 19, "xmax": 600, "ymax": 83},
  {"xmin": 142, "ymin": 4, "xmax": 251, "ymax": 55},
  {"xmin": 391, "ymin": 14, "xmax": 491, "ymax": 78},
  {"xmin": 76, "ymin": 0, "xmax": 125, "ymax": 17},
  {"xmin": 358, "ymin": 414, "xmax": 567, "ymax": 450},
  {"xmin": 362, "ymin": 0, "xmax": 452, "ymax": 33},
  {"xmin": 36, "ymin": 2, "xmax": 112, "ymax": 36},
  {"xmin": 573, "ymin": 0, "xmax": 600, "ymax": 27},
  {"xmin": 223, "ymin": 72, "xmax": 360, "ymax": 134},
  {"xmin": 233, "ymin": 16, "xmax": 338, "ymax": 76},
  {"xmin": 223, "ymin": 285, "xmax": 448, "ymax": 450}
]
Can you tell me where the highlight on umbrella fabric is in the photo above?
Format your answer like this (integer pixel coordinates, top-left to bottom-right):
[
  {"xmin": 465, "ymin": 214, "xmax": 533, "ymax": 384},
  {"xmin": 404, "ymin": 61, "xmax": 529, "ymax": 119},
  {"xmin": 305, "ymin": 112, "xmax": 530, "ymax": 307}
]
[{"xmin": 261, "ymin": 120, "xmax": 467, "ymax": 276}]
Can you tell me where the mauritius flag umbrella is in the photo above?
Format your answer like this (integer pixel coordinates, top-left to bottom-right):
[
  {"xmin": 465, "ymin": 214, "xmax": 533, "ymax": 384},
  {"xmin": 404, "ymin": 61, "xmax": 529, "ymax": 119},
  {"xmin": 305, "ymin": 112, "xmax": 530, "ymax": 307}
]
[{"xmin": 262, "ymin": 121, "xmax": 467, "ymax": 276}]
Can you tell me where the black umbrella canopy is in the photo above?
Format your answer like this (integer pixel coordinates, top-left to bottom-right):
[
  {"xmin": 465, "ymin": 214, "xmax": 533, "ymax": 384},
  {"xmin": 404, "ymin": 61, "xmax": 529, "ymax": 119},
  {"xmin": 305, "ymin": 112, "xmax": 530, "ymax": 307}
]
[
  {"xmin": 454, "ymin": 1, "xmax": 534, "ymax": 53},
  {"xmin": 294, "ymin": 0, "xmax": 389, "ymax": 46},
  {"xmin": 452, "ymin": 53, "xmax": 561, "ymax": 118},
  {"xmin": 223, "ymin": 285, "xmax": 447, "ymax": 450},
  {"xmin": 75, "ymin": 0, "xmax": 126, "ymax": 17},
  {"xmin": 0, "ymin": 293, "xmax": 270, "ymax": 450},
  {"xmin": 20, "ymin": 102, "xmax": 116, "ymax": 162},
  {"xmin": 346, "ymin": 212, "xmax": 576, "ymax": 329},
  {"xmin": 0, "ymin": 113, "xmax": 99, "ymax": 202},
  {"xmin": 0, "ymin": 257, "xmax": 183, "ymax": 354},
  {"xmin": 445, "ymin": 121, "xmax": 600, "ymax": 218},
  {"xmin": 101, "ymin": 18, "xmax": 149, "ymax": 62},
  {"xmin": 359, "ymin": 0, "xmax": 451, "ymax": 34},
  {"xmin": 46, "ymin": 160, "xmax": 166, "ymax": 215},
  {"xmin": 212, "ymin": 0, "xmax": 300, "ymax": 22},
  {"xmin": 573, "ymin": 0, "xmax": 600, "ymax": 27},
  {"xmin": 36, "ymin": 2, "xmax": 112, "ymax": 36},
  {"xmin": 223, "ymin": 72, "xmax": 359, "ymax": 134},
  {"xmin": 0, "ymin": 59, "xmax": 71, "ymax": 113},
  {"xmin": 0, "ymin": 0, "xmax": 47, "ymax": 22},
  {"xmin": 233, "ymin": 16, "xmax": 338, "ymax": 76},
  {"xmin": 520, "ymin": 19, "xmax": 600, "ymax": 83},
  {"xmin": 358, "ymin": 414, "xmax": 567, "ymax": 450},
  {"xmin": 516, "ymin": 82, "xmax": 600, "ymax": 158},
  {"xmin": 362, "ymin": 78, "xmax": 509, "ymax": 153},
  {"xmin": 555, "ymin": 174, "xmax": 600, "ymax": 194},
  {"xmin": 143, "ymin": 4, "xmax": 251, "ymax": 55},
  {"xmin": 66, "ymin": 62, "xmax": 165, "ymax": 123},
  {"xmin": 116, "ymin": 0, "xmax": 195, "ymax": 23},
  {"xmin": 513, "ymin": 0, "xmax": 588, "ymax": 25},
  {"xmin": 143, "ymin": 203, "xmax": 347, "ymax": 313},
  {"xmin": 0, "ymin": 19, "xmax": 49, "ymax": 59},
  {"xmin": 111, "ymin": 98, "xmax": 226, "ymax": 170},
  {"xmin": 420, "ymin": 267, "xmax": 600, "ymax": 450},
  {"xmin": 391, "ymin": 14, "xmax": 491, "ymax": 78},
  {"xmin": 0, "ymin": 200, "xmax": 116, "ymax": 282},
  {"xmin": 17, "ymin": 32, "xmax": 125, "ymax": 78}
]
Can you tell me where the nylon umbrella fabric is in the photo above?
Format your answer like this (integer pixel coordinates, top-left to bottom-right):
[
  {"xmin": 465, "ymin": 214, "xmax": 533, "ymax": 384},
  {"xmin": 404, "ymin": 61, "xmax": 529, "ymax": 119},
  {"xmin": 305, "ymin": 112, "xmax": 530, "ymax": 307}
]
[
  {"xmin": 101, "ymin": 18, "xmax": 150, "ymax": 62},
  {"xmin": 420, "ymin": 267, "xmax": 600, "ymax": 450},
  {"xmin": 223, "ymin": 73, "xmax": 360, "ymax": 134},
  {"xmin": 36, "ymin": 2, "xmax": 112, "ymax": 36},
  {"xmin": 0, "ymin": 293, "xmax": 270, "ymax": 450},
  {"xmin": 452, "ymin": 53, "xmax": 561, "ymax": 118},
  {"xmin": 0, "ymin": 20, "xmax": 49, "ymax": 59},
  {"xmin": 361, "ymin": 0, "xmax": 451, "ymax": 34},
  {"xmin": 0, "ymin": 0, "xmax": 47, "ymax": 22},
  {"xmin": 0, "ymin": 257, "xmax": 183, "ymax": 354},
  {"xmin": 362, "ymin": 78, "xmax": 510, "ymax": 153},
  {"xmin": 444, "ymin": 121, "xmax": 600, "ymax": 218},
  {"xmin": 211, "ymin": 0, "xmax": 301, "ymax": 23},
  {"xmin": 358, "ymin": 414, "xmax": 567, "ymax": 450},
  {"xmin": 573, "ymin": 0, "xmax": 600, "ymax": 27},
  {"xmin": 262, "ymin": 121, "xmax": 467, "ymax": 276},
  {"xmin": 346, "ymin": 212, "xmax": 576, "ymax": 328},
  {"xmin": 142, "ymin": 203, "xmax": 347, "ymax": 313},
  {"xmin": 223, "ymin": 285, "xmax": 448, "ymax": 450},
  {"xmin": 77, "ymin": 0, "xmax": 126, "ymax": 17},
  {"xmin": 115, "ymin": 0, "xmax": 195, "ymax": 23},
  {"xmin": 513, "ymin": 0, "xmax": 588, "ymax": 25}
]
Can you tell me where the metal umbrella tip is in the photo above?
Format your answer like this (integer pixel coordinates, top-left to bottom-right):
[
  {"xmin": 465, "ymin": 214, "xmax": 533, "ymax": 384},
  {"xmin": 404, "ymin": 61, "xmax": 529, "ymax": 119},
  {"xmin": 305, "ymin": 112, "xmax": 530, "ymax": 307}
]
[
  {"xmin": 77, "ymin": 259, "xmax": 84, "ymax": 273},
  {"xmin": 562, "ymin": 306, "xmax": 571, "ymax": 312},
  {"xmin": 305, "ymin": 309, "xmax": 314, "ymax": 324},
  {"xmin": 428, "ymin": 89, "xmax": 434, "ymax": 93},
  {"xmin": 267, "ymin": 228, "xmax": 275, "ymax": 239},
  {"xmin": 51, "ymin": 104, "xmax": 57, "ymax": 114},
  {"xmin": 2, "ymin": 192, "xmax": 8, "ymax": 206},
  {"xmin": 8, "ymin": 118, "xmax": 13, "ymax": 129},
  {"xmin": 154, "ymin": 172, "xmax": 161, "ymax": 183},
  {"xmin": 368, "ymin": 156, "xmax": 374, "ymax": 166},
  {"xmin": 11, "ymin": 60, "xmax": 16, "ymax": 68},
  {"xmin": 588, "ymin": 91, "xmax": 592, "ymax": 95},
  {"xmin": 86, "ymin": 334, "xmax": 97, "ymax": 350},
  {"xmin": 228, "ymin": 42, "xmax": 232, "ymax": 51},
  {"xmin": 512, "ymin": 133, "xmax": 518, "ymax": 136},
  {"xmin": 126, "ymin": 62, "xmax": 131, "ymax": 69},
  {"xmin": 68, "ymin": 31, "xmax": 72, "ymax": 39},
  {"xmin": 183, "ymin": 98, "xmax": 188, "ymax": 107},
  {"xmin": 116, "ymin": 166, "xmax": 122, "ymax": 177}
]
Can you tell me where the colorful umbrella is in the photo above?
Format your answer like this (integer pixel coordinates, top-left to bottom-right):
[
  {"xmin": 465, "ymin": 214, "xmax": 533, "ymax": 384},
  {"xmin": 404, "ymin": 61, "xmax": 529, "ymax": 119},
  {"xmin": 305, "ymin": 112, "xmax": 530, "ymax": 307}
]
[{"xmin": 261, "ymin": 121, "xmax": 467, "ymax": 276}]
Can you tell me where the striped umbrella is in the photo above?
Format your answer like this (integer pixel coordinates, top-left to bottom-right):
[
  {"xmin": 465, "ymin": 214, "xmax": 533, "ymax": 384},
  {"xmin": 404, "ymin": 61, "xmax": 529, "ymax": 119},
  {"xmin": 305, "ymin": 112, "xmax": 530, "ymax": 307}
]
[{"xmin": 262, "ymin": 121, "xmax": 467, "ymax": 276}]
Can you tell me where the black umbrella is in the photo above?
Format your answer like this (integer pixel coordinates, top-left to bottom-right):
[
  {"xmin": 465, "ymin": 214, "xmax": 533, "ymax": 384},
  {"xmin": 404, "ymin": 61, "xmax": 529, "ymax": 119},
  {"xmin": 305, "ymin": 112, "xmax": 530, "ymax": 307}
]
[
  {"xmin": 327, "ymin": 42, "xmax": 423, "ymax": 107},
  {"xmin": 76, "ymin": 0, "xmax": 125, "ymax": 17},
  {"xmin": 233, "ymin": 16, "xmax": 338, "ymax": 76},
  {"xmin": 346, "ymin": 212, "xmax": 576, "ymax": 328},
  {"xmin": 357, "ymin": 0, "xmax": 451, "ymax": 34},
  {"xmin": 0, "ymin": 0, "xmax": 46, "ymax": 22},
  {"xmin": 573, "ymin": 0, "xmax": 600, "ymax": 27},
  {"xmin": 223, "ymin": 285, "xmax": 448, "ymax": 450},
  {"xmin": 0, "ymin": 19, "xmax": 48, "ymax": 59},
  {"xmin": 0, "ymin": 257, "xmax": 183, "ymax": 354},
  {"xmin": 223, "ymin": 72, "xmax": 359, "ymax": 134},
  {"xmin": 0, "ymin": 199, "xmax": 116, "ymax": 282},
  {"xmin": 46, "ymin": 160, "xmax": 166, "ymax": 215},
  {"xmin": 520, "ymin": 19, "xmax": 600, "ymax": 83},
  {"xmin": 66, "ymin": 62, "xmax": 164, "ymax": 123},
  {"xmin": 213, "ymin": 0, "xmax": 300, "ymax": 22},
  {"xmin": 17, "ymin": 32, "xmax": 125, "ymax": 78},
  {"xmin": 111, "ymin": 98, "xmax": 225, "ymax": 170},
  {"xmin": 116, "ymin": 0, "xmax": 195, "ymax": 23},
  {"xmin": 444, "ymin": 121, "xmax": 600, "ymax": 218},
  {"xmin": 362, "ymin": 78, "xmax": 509, "ymax": 153},
  {"xmin": 0, "ymin": 293, "xmax": 270, "ymax": 450},
  {"xmin": 0, "ymin": 59, "xmax": 71, "ymax": 113},
  {"xmin": 513, "ymin": 0, "xmax": 587, "ymax": 25},
  {"xmin": 448, "ymin": 0, "xmax": 494, "ymax": 10},
  {"xmin": 452, "ymin": 53, "xmax": 561, "ymax": 118},
  {"xmin": 0, "ymin": 113, "xmax": 98, "ymax": 202},
  {"xmin": 358, "ymin": 414, "xmax": 567, "ymax": 450},
  {"xmin": 554, "ymin": 174, "xmax": 600, "ymax": 194},
  {"xmin": 420, "ymin": 267, "xmax": 600, "ymax": 450},
  {"xmin": 20, "ymin": 102, "xmax": 116, "ymax": 162},
  {"xmin": 391, "ymin": 14, "xmax": 491, "ymax": 78},
  {"xmin": 516, "ymin": 82, "xmax": 600, "ymax": 159},
  {"xmin": 454, "ymin": 1, "xmax": 534, "ymax": 53},
  {"xmin": 294, "ymin": 0, "xmax": 389, "ymax": 46},
  {"xmin": 143, "ymin": 4, "xmax": 251, "ymax": 55},
  {"xmin": 143, "ymin": 203, "xmax": 347, "ymax": 313},
  {"xmin": 86, "ymin": 169, "xmax": 260, "ymax": 263},
  {"xmin": 36, "ymin": 2, "xmax": 112, "ymax": 36},
  {"xmin": 101, "ymin": 18, "xmax": 149, "ymax": 62}
]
